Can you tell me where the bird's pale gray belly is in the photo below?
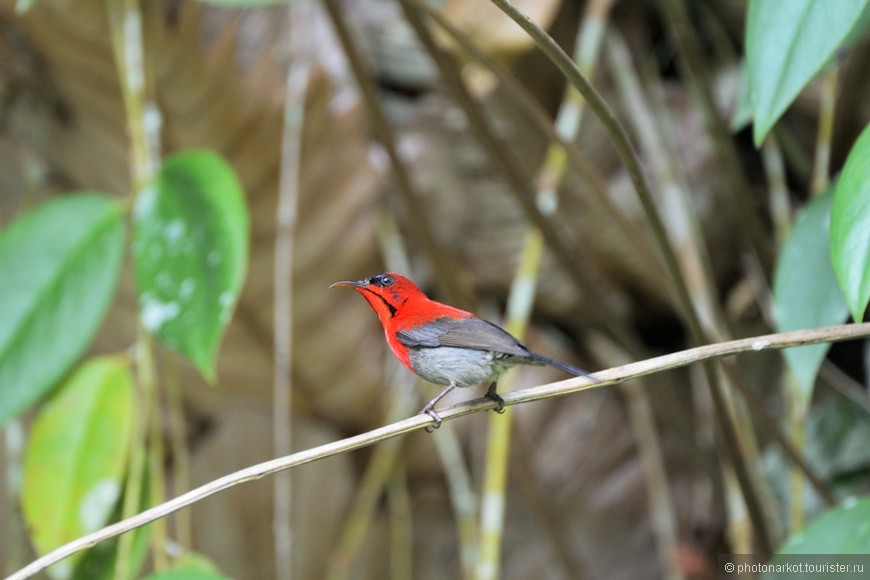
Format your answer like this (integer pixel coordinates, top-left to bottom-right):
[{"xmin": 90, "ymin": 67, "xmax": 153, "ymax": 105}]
[{"xmin": 408, "ymin": 347, "xmax": 517, "ymax": 387}]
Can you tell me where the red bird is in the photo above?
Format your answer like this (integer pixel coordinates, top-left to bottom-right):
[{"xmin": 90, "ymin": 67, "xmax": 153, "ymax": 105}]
[{"xmin": 330, "ymin": 272, "xmax": 595, "ymax": 427}]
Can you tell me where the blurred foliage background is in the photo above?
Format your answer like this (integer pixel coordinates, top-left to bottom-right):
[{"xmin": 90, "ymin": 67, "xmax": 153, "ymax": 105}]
[{"xmin": 1, "ymin": 0, "xmax": 870, "ymax": 579}]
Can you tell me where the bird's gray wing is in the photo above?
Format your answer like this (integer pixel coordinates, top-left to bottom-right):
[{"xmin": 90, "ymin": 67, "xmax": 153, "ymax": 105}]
[
  {"xmin": 397, "ymin": 317, "xmax": 530, "ymax": 358},
  {"xmin": 395, "ymin": 320, "xmax": 448, "ymax": 347}
]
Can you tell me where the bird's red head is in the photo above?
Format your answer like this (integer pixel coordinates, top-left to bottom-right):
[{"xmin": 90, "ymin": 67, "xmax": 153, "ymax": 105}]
[{"xmin": 329, "ymin": 272, "xmax": 423, "ymax": 327}]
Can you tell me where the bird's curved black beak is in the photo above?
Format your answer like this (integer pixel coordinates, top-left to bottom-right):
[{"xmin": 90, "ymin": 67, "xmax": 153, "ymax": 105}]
[{"xmin": 329, "ymin": 278, "xmax": 367, "ymax": 289}]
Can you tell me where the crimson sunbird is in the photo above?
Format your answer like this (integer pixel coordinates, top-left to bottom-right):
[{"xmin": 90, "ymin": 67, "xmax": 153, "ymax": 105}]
[{"xmin": 331, "ymin": 272, "xmax": 595, "ymax": 428}]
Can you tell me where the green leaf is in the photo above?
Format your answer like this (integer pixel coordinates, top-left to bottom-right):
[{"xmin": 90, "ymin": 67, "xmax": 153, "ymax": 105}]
[
  {"xmin": 71, "ymin": 457, "xmax": 154, "ymax": 580},
  {"xmin": 0, "ymin": 194, "xmax": 126, "ymax": 424},
  {"xmin": 763, "ymin": 496, "xmax": 870, "ymax": 578},
  {"xmin": 773, "ymin": 190, "xmax": 848, "ymax": 400},
  {"xmin": 831, "ymin": 122, "xmax": 870, "ymax": 322},
  {"xmin": 72, "ymin": 470, "xmax": 152, "ymax": 580},
  {"xmin": 72, "ymin": 524, "xmax": 150, "ymax": 580},
  {"xmin": 21, "ymin": 356, "xmax": 135, "ymax": 580},
  {"xmin": 746, "ymin": 0, "xmax": 870, "ymax": 145},
  {"xmin": 142, "ymin": 553, "xmax": 230, "ymax": 580},
  {"xmin": 134, "ymin": 150, "xmax": 249, "ymax": 381},
  {"xmin": 775, "ymin": 496, "xmax": 870, "ymax": 554}
]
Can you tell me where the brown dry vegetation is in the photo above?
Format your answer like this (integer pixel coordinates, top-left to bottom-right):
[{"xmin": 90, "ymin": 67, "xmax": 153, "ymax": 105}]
[{"xmin": 1, "ymin": 0, "xmax": 869, "ymax": 579}]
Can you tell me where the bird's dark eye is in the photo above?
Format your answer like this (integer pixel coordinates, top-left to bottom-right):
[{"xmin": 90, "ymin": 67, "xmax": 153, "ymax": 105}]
[{"xmin": 377, "ymin": 274, "xmax": 394, "ymax": 287}]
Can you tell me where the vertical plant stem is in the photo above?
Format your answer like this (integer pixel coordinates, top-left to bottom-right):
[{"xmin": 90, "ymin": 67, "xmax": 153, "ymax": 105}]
[
  {"xmin": 147, "ymin": 373, "xmax": 167, "ymax": 572},
  {"xmin": 106, "ymin": 0, "xmax": 162, "ymax": 574},
  {"xmin": 164, "ymin": 360, "xmax": 192, "ymax": 550},
  {"xmin": 787, "ymin": 377, "xmax": 807, "ymax": 533},
  {"xmin": 761, "ymin": 136, "xmax": 791, "ymax": 249},
  {"xmin": 107, "ymin": 0, "xmax": 158, "ymax": 193},
  {"xmin": 476, "ymin": 230, "xmax": 544, "ymax": 580},
  {"xmin": 475, "ymin": 409, "xmax": 511, "ymax": 580},
  {"xmin": 117, "ymin": 335, "xmax": 153, "ymax": 579},
  {"xmin": 534, "ymin": 0, "xmax": 614, "ymax": 203},
  {"xmin": 811, "ymin": 66, "xmax": 838, "ymax": 195},
  {"xmin": 723, "ymin": 466, "xmax": 752, "ymax": 553},
  {"xmin": 274, "ymin": 3, "xmax": 317, "ymax": 578}
]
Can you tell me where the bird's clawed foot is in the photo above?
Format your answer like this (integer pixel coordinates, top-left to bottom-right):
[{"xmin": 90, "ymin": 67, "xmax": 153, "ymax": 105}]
[
  {"xmin": 420, "ymin": 384, "xmax": 455, "ymax": 432},
  {"xmin": 485, "ymin": 382, "xmax": 505, "ymax": 414},
  {"xmin": 421, "ymin": 406, "xmax": 442, "ymax": 432}
]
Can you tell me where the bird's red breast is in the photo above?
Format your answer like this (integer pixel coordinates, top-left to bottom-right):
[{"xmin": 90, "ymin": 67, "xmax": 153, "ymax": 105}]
[{"xmin": 330, "ymin": 272, "xmax": 473, "ymax": 371}]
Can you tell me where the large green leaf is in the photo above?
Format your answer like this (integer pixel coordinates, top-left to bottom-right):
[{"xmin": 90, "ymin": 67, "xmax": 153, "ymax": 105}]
[
  {"xmin": 762, "ymin": 496, "xmax": 870, "ymax": 578},
  {"xmin": 133, "ymin": 150, "xmax": 249, "ymax": 381},
  {"xmin": 773, "ymin": 496, "xmax": 870, "ymax": 555},
  {"xmin": 831, "ymin": 122, "xmax": 870, "ymax": 322},
  {"xmin": 21, "ymin": 356, "xmax": 135, "ymax": 580},
  {"xmin": 746, "ymin": 0, "xmax": 870, "ymax": 145},
  {"xmin": 0, "ymin": 194, "xmax": 126, "ymax": 424},
  {"xmin": 773, "ymin": 190, "xmax": 848, "ymax": 400}
]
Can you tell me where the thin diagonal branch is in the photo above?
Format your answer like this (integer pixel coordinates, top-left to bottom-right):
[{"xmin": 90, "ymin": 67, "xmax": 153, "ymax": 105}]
[{"xmin": 8, "ymin": 322, "xmax": 870, "ymax": 580}]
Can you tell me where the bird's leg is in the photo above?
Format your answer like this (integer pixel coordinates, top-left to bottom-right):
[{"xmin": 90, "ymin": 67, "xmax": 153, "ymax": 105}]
[
  {"xmin": 485, "ymin": 382, "xmax": 505, "ymax": 414},
  {"xmin": 420, "ymin": 384, "xmax": 456, "ymax": 431}
]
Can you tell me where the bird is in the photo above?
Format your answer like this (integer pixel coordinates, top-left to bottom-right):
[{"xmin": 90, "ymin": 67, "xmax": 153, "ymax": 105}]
[{"xmin": 330, "ymin": 272, "xmax": 596, "ymax": 428}]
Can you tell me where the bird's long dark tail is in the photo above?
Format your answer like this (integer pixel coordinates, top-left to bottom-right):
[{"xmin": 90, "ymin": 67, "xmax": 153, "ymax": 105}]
[{"xmin": 527, "ymin": 351, "xmax": 596, "ymax": 380}]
